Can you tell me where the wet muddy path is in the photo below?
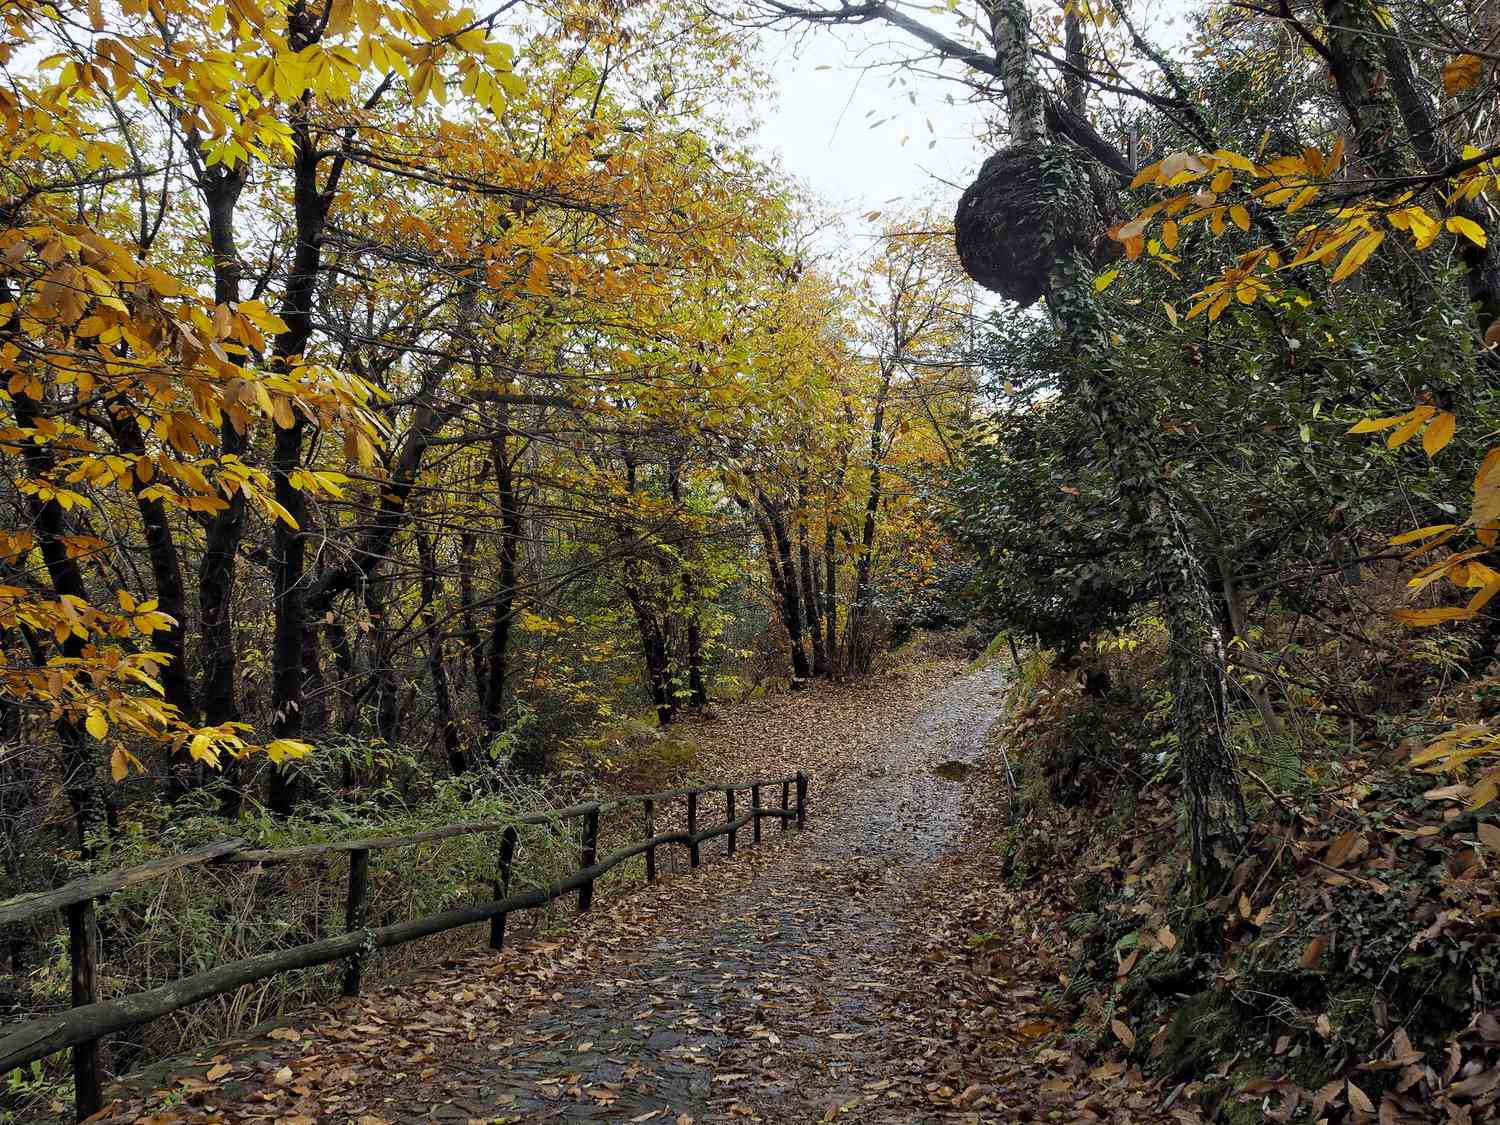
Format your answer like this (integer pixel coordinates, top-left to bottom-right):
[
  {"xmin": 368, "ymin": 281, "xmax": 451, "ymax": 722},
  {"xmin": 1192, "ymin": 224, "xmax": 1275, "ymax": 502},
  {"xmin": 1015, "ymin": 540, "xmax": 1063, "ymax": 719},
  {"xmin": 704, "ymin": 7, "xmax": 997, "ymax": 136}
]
[
  {"xmin": 373, "ymin": 662, "xmax": 1010, "ymax": 1123},
  {"xmin": 99, "ymin": 663, "xmax": 1010, "ymax": 1125}
]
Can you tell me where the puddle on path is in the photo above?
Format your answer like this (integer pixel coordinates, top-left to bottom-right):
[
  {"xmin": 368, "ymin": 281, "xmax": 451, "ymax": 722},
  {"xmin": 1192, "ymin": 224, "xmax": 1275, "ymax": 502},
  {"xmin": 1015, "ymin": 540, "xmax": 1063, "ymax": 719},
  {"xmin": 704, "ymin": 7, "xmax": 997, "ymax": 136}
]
[{"xmin": 933, "ymin": 759, "xmax": 973, "ymax": 781}]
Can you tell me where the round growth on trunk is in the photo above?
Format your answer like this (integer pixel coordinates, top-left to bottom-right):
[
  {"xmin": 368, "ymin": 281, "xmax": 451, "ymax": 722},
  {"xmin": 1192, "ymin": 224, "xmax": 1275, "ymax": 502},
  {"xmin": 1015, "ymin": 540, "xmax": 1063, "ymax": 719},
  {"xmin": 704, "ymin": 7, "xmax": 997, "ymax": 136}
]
[{"xmin": 954, "ymin": 141, "xmax": 1112, "ymax": 307}]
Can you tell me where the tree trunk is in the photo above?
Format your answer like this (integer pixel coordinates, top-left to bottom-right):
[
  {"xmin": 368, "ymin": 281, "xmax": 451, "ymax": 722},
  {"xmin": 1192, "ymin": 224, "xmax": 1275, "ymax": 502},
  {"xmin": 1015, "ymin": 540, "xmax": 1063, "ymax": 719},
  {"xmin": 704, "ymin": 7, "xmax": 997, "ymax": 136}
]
[
  {"xmin": 983, "ymin": 0, "xmax": 1244, "ymax": 885},
  {"xmin": 459, "ymin": 528, "xmax": 484, "ymax": 708},
  {"xmin": 797, "ymin": 473, "xmax": 829, "ymax": 677},
  {"xmin": 8, "ymin": 387, "xmax": 106, "ymax": 850},
  {"xmin": 1375, "ymin": 19, "xmax": 1500, "ymax": 330},
  {"xmin": 301, "ymin": 294, "xmax": 471, "ymax": 626},
  {"xmin": 327, "ymin": 619, "xmax": 356, "ymax": 733},
  {"xmin": 666, "ymin": 457, "xmax": 709, "ymax": 707},
  {"xmin": 683, "ymin": 572, "xmax": 709, "ymax": 707},
  {"xmin": 105, "ymin": 411, "xmax": 195, "ymax": 790},
  {"xmin": 299, "ymin": 551, "xmax": 331, "ymax": 744},
  {"xmin": 483, "ymin": 419, "xmax": 522, "ymax": 739},
  {"xmin": 267, "ymin": 96, "xmax": 339, "ymax": 816},
  {"xmin": 417, "ymin": 532, "xmax": 465, "ymax": 774},
  {"xmin": 823, "ymin": 505, "xmax": 839, "ymax": 675},
  {"xmin": 757, "ymin": 494, "xmax": 812, "ymax": 687},
  {"xmin": 194, "ymin": 159, "xmax": 251, "ymax": 815},
  {"xmin": 623, "ymin": 579, "xmax": 675, "ymax": 725},
  {"xmin": 848, "ymin": 372, "xmax": 891, "ymax": 673}
]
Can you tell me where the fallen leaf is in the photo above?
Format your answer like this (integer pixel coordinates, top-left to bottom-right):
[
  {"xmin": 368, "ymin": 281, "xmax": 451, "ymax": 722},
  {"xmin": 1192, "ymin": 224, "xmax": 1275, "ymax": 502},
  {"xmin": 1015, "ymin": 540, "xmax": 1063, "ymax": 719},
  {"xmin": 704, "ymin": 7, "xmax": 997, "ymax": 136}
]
[
  {"xmin": 1300, "ymin": 935, "xmax": 1328, "ymax": 969},
  {"xmin": 1347, "ymin": 1078, "xmax": 1374, "ymax": 1113},
  {"xmin": 1324, "ymin": 830, "xmax": 1361, "ymax": 867}
]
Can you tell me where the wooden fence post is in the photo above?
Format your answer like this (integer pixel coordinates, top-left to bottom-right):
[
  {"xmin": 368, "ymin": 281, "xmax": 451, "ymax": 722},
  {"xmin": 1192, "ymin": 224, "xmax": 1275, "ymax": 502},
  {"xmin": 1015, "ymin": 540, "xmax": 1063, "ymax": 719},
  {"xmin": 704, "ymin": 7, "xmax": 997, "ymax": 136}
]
[
  {"xmin": 578, "ymin": 805, "xmax": 599, "ymax": 912},
  {"xmin": 687, "ymin": 790, "xmax": 700, "ymax": 868},
  {"xmin": 643, "ymin": 799, "xmax": 656, "ymax": 884},
  {"xmin": 726, "ymin": 788, "xmax": 737, "ymax": 856},
  {"xmin": 796, "ymin": 771, "xmax": 808, "ymax": 830},
  {"xmin": 490, "ymin": 825, "xmax": 518, "ymax": 950},
  {"xmin": 67, "ymin": 899, "xmax": 101, "ymax": 1120},
  {"xmin": 342, "ymin": 848, "xmax": 370, "ymax": 997},
  {"xmin": 780, "ymin": 779, "xmax": 790, "ymax": 832},
  {"xmin": 751, "ymin": 784, "xmax": 762, "ymax": 844}
]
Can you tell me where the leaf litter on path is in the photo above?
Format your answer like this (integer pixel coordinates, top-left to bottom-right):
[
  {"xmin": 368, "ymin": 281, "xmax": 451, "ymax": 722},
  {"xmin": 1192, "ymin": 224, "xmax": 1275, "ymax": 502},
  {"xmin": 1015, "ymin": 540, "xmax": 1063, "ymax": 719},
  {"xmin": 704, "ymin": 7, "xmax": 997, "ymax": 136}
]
[{"xmin": 85, "ymin": 659, "xmax": 1186, "ymax": 1124}]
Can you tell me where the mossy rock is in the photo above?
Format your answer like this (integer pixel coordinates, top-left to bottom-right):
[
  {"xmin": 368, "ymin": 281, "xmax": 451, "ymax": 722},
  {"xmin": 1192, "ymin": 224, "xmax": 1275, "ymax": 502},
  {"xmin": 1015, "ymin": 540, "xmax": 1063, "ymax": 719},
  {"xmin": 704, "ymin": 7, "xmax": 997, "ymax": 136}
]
[
  {"xmin": 1159, "ymin": 990, "xmax": 1243, "ymax": 1078},
  {"xmin": 1325, "ymin": 983, "xmax": 1382, "ymax": 1056},
  {"xmin": 1212, "ymin": 1067, "xmax": 1276, "ymax": 1125}
]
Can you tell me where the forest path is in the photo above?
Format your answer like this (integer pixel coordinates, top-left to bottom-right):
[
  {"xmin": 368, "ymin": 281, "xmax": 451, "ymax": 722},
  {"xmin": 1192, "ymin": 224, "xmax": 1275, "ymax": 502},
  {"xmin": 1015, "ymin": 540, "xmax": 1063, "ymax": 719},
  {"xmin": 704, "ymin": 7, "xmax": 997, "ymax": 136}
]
[
  {"xmin": 384, "ymin": 661, "xmax": 1009, "ymax": 1123},
  {"xmin": 98, "ymin": 663, "xmax": 1015, "ymax": 1125}
]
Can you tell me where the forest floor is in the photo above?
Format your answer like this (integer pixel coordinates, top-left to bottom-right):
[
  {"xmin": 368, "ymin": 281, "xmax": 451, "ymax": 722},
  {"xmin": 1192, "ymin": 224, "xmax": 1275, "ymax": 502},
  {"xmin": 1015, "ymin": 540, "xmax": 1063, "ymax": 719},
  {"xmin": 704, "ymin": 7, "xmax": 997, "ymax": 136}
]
[{"xmin": 86, "ymin": 660, "xmax": 1202, "ymax": 1125}]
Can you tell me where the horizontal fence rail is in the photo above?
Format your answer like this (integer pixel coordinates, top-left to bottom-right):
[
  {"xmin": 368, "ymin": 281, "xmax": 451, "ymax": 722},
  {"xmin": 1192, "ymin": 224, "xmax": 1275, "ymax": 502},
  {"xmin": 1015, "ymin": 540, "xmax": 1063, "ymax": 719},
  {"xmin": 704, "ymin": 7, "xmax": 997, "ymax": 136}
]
[{"xmin": 0, "ymin": 771, "xmax": 809, "ymax": 1120}]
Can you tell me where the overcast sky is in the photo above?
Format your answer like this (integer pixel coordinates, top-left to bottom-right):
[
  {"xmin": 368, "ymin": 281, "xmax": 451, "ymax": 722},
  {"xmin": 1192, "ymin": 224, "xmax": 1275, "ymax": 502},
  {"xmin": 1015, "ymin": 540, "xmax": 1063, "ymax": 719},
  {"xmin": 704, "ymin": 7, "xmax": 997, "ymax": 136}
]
[
  {"xmin": 750, "ymin": 18, "xmax": 997, "ymax": 243},
  {"xmin": 747, "ymin": 1, "xmax": 1196, "ymax": 242}
]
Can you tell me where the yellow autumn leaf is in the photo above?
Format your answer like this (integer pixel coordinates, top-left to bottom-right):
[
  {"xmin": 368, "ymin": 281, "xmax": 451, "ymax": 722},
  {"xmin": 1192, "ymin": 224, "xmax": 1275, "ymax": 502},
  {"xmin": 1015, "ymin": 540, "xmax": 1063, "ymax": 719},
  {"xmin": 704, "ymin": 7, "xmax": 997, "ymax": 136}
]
[
  {"xmin": 1476, "ymin": 454, "xmax": 1500, "ymax": 527},
  {"xmin": 1387, "ymin": 407, "xmax": 1434, "ymax": 449},
  {"xmin": 1470, "ymin": 770, "xmax": 1500, "ymax": 810},
  {"xmin": 1444, "ymin": 53, "xmax": 1484, "ymax": 96},
  {"xmin": 1331, "ymin": 230, "xmax": 1385, "ymax": 283},
  {"xmin": 1130, "ymin": 159, "xmax": 1163, "ymax": 189},
  {"xmin": 1467, "ymin": 575, "xmax": 1500, "ymax": 615},
  {"xmin": 86, "ymin": 708, "xmax": 108, "ymax": 739},
  {"xmin": 266, "ymin": 738, "xmax": 313, "ymax": 763},
  {"xmin": 1403, "ymin": 529, "xmax": 1462, "ymax": 561},
  {"xmin": 1389, "ymin": 523, "xmax": 1457, "ymax": 546},
  {"xmin": 1423, "ymin": 411, "xmax": 1456, "ymax": 456},
  {"xmin": 410, "ymin": 61, "xmax": 436, "ymax": 104},
  {"xmin": 1213, "ymin": 148, "xmax": 1257, "ymax": 173},
  {"xmin": 1476, "ymin": 447, "xmax": 1500, "ymax": 492},
  {"xmin": 1348, "ymin": 411, "xmax": 1416, "ymax": 434},
  {"xmin": 1393, "ymin": 606, "xmax": 1473, "ymax": 625},
  {"xmin": 1458, "ymin": 562, "xmax": 1500, "ymax": 589},
  {"xmin": 1447, "ymin": 215, "xmax": 1488, "ymax": 247}
]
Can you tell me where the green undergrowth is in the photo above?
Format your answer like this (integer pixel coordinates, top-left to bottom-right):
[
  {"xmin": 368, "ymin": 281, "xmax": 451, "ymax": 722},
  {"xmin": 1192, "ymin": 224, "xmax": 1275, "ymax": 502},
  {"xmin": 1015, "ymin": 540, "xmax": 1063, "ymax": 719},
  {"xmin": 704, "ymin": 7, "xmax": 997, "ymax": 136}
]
[
  {"xmin": 990, "ymin": 616, "xmax": 1500, "ymax": 1121},
  {"xmin": 585, "ymin": 715, "xmax": 708, "ymax": 793},
  {"xmin": 4, "ymin": 764, "xmax": 619, "ymax": 1120}
]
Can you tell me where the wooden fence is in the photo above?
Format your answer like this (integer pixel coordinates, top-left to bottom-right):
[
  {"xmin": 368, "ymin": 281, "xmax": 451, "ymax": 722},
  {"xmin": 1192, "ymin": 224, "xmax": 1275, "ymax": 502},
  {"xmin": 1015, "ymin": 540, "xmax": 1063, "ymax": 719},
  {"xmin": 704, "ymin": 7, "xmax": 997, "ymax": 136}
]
[{"xmin": 0, "ymin": 771, "xmax": 809, "ymax": 1121}]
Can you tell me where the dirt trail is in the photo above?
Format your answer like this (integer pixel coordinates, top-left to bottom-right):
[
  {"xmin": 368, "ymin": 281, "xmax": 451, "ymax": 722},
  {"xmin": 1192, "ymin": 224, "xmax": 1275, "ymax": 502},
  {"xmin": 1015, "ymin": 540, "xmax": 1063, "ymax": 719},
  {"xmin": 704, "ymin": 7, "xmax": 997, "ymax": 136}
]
[
  {"xmin": 100, "ymin": 664, "xmax": 1011, "ymax": 1124},
  {"xmin": 378, "ymin": 663, "xmax": 1009, "ymax": 1123}
]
